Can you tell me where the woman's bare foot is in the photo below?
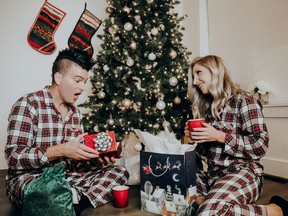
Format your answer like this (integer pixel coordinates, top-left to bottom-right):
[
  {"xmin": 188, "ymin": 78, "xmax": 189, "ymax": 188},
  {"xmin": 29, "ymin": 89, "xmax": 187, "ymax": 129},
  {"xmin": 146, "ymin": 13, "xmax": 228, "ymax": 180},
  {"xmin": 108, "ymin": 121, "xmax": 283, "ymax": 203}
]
[
  {"xmin": 266, "ymin": 203, "xmax": 283, "ymax": 216},
  {"xmin": 268, "ymin": 196, "xmax": 288, "ymax": 216}
]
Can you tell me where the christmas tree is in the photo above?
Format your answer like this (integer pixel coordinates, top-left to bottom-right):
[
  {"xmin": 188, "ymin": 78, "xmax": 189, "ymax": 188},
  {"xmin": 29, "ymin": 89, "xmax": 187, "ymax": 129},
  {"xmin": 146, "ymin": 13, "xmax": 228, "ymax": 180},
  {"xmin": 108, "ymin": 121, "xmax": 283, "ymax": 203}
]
[{"xmin": 80, "ymin": 0, "xmax": 192, "ymax": 140}]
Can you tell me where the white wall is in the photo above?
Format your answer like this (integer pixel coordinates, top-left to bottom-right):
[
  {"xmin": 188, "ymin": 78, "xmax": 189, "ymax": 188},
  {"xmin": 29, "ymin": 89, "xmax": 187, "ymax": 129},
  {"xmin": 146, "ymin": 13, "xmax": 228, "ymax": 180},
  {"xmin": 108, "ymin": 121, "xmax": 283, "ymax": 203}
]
[
  {"xmin": 207, "ymin": 0, "xmax": 288, "ymax": 104},
  {"xmin": 1, "ymin": 0, "xmax": 288, "ymax": 170}
]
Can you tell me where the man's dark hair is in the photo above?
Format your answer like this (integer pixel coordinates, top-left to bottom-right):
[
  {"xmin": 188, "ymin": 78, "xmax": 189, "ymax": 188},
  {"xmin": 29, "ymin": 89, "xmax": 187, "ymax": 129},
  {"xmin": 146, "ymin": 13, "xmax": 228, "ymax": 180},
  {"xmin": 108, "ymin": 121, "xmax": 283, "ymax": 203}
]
[{"xmin": 52, "ymin": 48, "xmax": 96, "ymax": 76}]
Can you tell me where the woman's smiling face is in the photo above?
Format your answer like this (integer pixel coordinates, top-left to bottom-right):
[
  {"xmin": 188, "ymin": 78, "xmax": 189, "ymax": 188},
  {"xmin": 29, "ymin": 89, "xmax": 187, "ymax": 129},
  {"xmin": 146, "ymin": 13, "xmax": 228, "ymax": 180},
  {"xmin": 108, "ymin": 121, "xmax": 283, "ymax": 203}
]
[{"xmin": 192, "ymin": 63, "xmax": 212, "ymax": 95}]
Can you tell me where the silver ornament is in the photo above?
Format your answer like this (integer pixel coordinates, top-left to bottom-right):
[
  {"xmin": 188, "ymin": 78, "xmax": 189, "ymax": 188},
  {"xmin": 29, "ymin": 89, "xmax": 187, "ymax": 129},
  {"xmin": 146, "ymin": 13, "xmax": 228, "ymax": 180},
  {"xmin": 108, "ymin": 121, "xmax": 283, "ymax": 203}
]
[
  {"xmin": 148, "ymin": 52, "xmax": 156, "ymax": 61},
  {"xmin": 151, "ymin": 27, "xmax": 159, "ymax": 35},
  {"xmin": 169, "ymin": 76, "xmax": 178, "ymax": 86},
  {"xmin": 134, "ymin": 143, "xmax": 142, "ymax": 152},
  {"xmin": 156, "ymin": 101, "xmax": 166, "ymax": 110},
  {"xmin": 93, "ymin": 125, "xmax": 99, "ymax": 132},
  {"xmin": 126, "ymin": 57, "xmax": 134, "ymax": 66},
  {"xmin": 124, "ymin": 22, "xmax": 133, "ymax": 31},
  {"xmin": 103, "ymin": 65, "xmax": 109, "ymax": 72}
]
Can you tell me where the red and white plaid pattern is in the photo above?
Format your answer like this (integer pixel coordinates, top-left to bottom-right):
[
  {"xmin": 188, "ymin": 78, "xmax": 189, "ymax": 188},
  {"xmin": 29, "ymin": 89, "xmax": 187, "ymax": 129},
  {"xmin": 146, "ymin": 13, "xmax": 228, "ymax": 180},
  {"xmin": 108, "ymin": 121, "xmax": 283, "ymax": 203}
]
[
  {"xmin": 196, "ymin": 93, "xmax": 269, "ymax": 215},
  {"xmin": 5, "ymin": 86, "xmax": 128, "ymax": 207}
]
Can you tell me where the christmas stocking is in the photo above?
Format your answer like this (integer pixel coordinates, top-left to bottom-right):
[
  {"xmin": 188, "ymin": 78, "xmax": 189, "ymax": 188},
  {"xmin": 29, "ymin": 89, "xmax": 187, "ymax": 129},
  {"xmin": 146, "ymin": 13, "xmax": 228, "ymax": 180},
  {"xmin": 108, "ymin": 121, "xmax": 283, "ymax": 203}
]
[
  {"xmin": 27, "ymin": 0, "xmax": 66, "ymax": 55},
  {"xmin": 68, "ymin": 3, "xmax": 102, "ymax": 57}
]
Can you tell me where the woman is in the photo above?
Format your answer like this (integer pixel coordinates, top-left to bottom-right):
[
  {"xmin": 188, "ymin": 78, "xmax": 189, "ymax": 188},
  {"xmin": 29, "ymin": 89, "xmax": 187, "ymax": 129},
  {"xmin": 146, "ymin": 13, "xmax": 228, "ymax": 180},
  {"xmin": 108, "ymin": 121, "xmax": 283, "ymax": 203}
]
[{"xmin": 188, "ymin": 55, "xmax": 287, "ymax": 215}]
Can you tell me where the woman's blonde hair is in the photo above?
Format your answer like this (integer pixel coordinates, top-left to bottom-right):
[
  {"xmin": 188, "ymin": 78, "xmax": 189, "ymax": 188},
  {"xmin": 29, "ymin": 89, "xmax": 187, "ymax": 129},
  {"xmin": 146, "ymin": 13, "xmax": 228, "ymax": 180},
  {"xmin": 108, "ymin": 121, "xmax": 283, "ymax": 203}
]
[{"xmin": 190, "ymin": 55, "xmax": 244, "ymax": 120}]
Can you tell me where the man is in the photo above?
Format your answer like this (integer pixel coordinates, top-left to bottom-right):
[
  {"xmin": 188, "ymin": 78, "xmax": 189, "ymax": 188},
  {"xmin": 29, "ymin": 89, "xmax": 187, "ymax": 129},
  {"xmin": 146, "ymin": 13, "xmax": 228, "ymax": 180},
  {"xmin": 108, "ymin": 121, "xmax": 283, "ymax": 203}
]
[{"xmin": 5, "ymin": 48, "xmax": 129, "ymax": 214}]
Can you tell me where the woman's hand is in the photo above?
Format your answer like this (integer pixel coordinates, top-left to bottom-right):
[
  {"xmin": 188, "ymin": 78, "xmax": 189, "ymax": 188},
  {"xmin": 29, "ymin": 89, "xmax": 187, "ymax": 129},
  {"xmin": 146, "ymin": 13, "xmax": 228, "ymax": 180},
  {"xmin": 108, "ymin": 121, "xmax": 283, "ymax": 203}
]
[{"xmin": 190, "ymin": 123, "xmax": 226, "ymax": 144}]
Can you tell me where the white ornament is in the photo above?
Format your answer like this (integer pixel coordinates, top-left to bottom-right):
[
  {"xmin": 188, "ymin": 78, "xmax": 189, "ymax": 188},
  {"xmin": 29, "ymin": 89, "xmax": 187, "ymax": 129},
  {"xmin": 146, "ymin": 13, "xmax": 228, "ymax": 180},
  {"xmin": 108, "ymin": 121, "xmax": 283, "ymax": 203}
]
[
  {"xmin": 151, "ymin": 27, "xmax": 159, "ymax": 35},
  {"xmin": 148, "ymin": 52, "xmax": 156, "ymax": 61},
  {"xmin": 126, "ymin": 57, "xmax": 134, "ymax": 66},
  {"xmin": 156, "ymin": 101, "xmax": 166, "ymax": 110},
  {"xmin": 106, "ymin": 118, "xmax": 115, "ymax": 125},
  {"xmin": 169, "ymin": 50, "xmax": 177, "ymax": 59},
  {"xmin": 93, "ymin": 125, "xmax": 99, "ymax": 132},
  {"xmin": 97, "ymin": 91, "xmax": 106, "ymax": 99},
  {"xmin": 134, "ymin": 143, "xmax": 142, "ymax": 152},
  {"xmin": 169, "ymin": 76, "xmax": 178, "ymax": 86},
  {"xmin": 124, "ymin": 22, "xmax": 133, "ymax": 31},
  {"xmin": 130, "ymin": 41, "xmax": 137, "ymax": 50},
  {"xmin": 103, "ymin": 65, "xmax": 109, "ymax": 72},
  {"xmin": 162, "ymin": 121, "xmax": 170, "ymax": 128}
]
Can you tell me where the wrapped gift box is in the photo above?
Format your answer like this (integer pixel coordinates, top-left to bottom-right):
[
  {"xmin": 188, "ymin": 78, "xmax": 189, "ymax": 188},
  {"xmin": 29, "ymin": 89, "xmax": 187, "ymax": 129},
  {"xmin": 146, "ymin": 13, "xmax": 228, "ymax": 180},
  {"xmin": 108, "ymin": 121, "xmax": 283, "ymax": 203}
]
[
  {"xmin": 140, "ymin": 150, "xmax": 197, "ymax": 215},
  {"xmin": 84, "ymin": 131, "xmax": 122, "ymax": 158}
]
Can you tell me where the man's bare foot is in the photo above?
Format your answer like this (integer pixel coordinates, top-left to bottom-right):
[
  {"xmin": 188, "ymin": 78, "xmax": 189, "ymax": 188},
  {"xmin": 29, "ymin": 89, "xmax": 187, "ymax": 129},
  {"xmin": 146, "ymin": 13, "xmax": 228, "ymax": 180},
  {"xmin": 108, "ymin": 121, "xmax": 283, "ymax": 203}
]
[{"xmin": 196, "ymin": 196, "xmax": 205, "ymax": 205}]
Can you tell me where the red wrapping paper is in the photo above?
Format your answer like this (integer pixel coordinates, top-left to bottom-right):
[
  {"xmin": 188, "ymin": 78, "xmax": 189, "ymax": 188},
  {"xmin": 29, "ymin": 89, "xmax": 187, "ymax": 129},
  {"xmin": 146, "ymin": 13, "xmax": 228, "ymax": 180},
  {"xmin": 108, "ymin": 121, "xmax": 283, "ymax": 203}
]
[{"xmin": 84, "ymin": 131, "xmax": 122, "ymax": 158}]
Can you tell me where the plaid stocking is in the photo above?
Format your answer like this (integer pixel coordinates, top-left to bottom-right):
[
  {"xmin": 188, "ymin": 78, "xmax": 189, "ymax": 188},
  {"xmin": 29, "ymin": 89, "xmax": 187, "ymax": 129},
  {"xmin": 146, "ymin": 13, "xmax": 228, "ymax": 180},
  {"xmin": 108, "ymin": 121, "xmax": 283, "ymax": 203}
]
[
  {"xmin": 27, "ymin": 0, "xmax": 66, "ymax": 55},
  {"xmin": 68, "ymin": 3, "xmax": 102, "ymax": 57}
]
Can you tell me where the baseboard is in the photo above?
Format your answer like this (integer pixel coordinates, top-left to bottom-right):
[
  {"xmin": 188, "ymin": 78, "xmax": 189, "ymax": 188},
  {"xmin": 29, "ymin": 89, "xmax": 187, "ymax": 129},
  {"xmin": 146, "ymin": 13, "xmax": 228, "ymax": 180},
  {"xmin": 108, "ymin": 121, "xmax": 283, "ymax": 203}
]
[
  {"xmin": 262, "ymin": 157, "xmax": 288, "ymax": 179},
  {"xmin": 0, "ymin": 169, "xmax": 7, "ymax": 177}
]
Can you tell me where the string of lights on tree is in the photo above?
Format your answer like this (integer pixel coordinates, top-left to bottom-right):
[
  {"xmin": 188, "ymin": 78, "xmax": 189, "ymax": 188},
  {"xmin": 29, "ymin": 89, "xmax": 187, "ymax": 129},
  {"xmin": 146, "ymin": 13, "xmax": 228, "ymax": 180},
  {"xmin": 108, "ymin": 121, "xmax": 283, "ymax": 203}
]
[{"xmin": 80, "ymin": 0, "xmax": 192, "ymax": 140}]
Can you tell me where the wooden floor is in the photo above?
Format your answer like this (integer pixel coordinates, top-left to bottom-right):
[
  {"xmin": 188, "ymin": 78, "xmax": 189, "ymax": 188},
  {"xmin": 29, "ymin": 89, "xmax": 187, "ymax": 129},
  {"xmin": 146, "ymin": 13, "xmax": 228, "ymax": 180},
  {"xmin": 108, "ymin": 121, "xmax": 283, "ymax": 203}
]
[{"xmin": 0, "ymin": 170, "xmax": 287, "ymax": 216}]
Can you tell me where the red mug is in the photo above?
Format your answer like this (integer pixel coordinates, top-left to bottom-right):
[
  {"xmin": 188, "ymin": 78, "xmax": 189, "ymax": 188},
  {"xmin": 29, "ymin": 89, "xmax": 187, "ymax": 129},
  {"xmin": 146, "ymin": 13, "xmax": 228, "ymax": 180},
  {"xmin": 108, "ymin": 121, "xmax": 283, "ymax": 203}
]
[
  {"xmin": 112, "ymin": 185, "xmax": 129, "ymax": 208},
  {"xmin": 187, "ymin": 119, "xmax": 205, "ymax": 130}
]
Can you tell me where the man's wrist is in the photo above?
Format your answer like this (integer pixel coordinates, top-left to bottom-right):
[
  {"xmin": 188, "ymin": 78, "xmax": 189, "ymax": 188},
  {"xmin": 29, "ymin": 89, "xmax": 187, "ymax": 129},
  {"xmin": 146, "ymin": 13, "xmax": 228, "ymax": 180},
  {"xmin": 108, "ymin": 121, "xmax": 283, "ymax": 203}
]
[{"xmin": 46, "ymin": 143, "xmax": 66, "ymax": 161}]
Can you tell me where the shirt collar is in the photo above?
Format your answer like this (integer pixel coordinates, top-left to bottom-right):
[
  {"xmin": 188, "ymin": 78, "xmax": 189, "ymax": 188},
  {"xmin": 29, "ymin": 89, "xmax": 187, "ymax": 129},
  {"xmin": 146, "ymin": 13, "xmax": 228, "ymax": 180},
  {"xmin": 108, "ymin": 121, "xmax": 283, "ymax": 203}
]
[{"xmin": 43, "ymin": 85, "xmax": 76, "ymax": 112}]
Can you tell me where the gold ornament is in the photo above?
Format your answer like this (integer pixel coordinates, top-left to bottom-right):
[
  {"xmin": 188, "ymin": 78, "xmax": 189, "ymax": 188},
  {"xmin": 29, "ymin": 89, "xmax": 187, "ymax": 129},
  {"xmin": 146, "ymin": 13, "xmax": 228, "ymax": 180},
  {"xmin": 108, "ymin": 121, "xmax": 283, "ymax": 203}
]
[
  {"xmin": 106, "ymin": 5, "xmax": 115, "ymax": 14},
  {"xmin": 97, "ymin": 91, "xmax": 106, "ymax": 99},
  {"xmin": 173, "ymin": 96, "xmax": 181, "ymax": 104},
  {"xmin": 122, "ymin": 6, "xmax": 131, "ymax": 13},
  {"xmin": 122, "ymin": 98, "xmax": 132, "ymax": 109},
  {"xmin": 133, "ymin": 103, "xmax": 141, "ymax": 112},
  {"xmin": 95, "ymin": 82, "xmax": 102, "ymax": 89}
]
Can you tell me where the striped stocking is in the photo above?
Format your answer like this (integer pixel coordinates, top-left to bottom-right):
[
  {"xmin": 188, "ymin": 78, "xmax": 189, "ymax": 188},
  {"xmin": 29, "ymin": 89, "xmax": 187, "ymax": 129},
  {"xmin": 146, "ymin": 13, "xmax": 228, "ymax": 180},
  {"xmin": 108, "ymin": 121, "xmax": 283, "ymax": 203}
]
[
  {"xmin": 68, "ymin": 3, "xmax": 102, "ymax": 57},
  {"xmin": 27, "ymin": 0, "xmax": 66, "ymax": 55}
]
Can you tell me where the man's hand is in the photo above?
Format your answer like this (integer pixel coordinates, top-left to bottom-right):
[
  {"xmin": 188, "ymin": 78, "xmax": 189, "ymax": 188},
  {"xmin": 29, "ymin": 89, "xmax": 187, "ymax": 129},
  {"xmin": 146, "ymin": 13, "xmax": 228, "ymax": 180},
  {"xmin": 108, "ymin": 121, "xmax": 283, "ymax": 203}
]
[
  {"xmin": 98, "ymin": 156, "xmax": 116, "ymax": 165},
  {"xmin": 47, "ymin": 134, "xmax": 100, "ymax": 161}
]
